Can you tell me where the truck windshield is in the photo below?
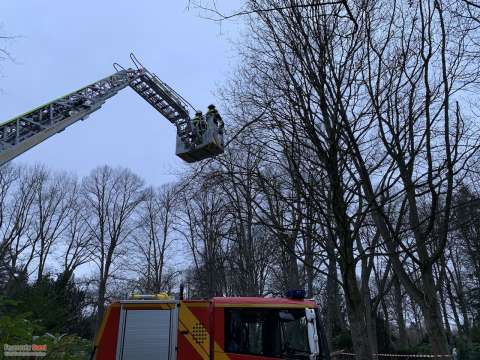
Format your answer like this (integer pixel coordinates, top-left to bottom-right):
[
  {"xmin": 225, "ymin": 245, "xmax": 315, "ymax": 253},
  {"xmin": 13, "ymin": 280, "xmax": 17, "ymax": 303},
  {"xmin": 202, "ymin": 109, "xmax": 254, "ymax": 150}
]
[{"xmin": 225, "ymin": 308, "xmax": 312, "ymax": 359}]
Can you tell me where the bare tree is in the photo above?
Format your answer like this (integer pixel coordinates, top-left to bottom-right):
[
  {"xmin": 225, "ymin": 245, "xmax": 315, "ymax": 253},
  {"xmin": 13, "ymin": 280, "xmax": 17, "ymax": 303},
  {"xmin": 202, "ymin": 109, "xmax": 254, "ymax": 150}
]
[
  {"xmin": 212, "ymin": 147, "xmax": 274, "ymax": 296},
  {"xmin": 60, "ymin": 180, "xmax": 93, "ymax": 280},
  {"xmin": 215, "ymin": 1, "xmax": 384, "ymax": 357},
  {"xmin": 82, "ymin": 166, "xmax": 145, "ymax": 328},
  {"xmin": 130, "ymin": 184, "xmax": 178, "ymax": 293},
  {"xmin": 5, "ymin": 166, "xmax": 43, "ymax": 276},
  {"xmin": 0, "ymin": 164, "xmax": 20, "ymax": 286},
  {"xmin": 29, "ymin": 168, "xmax": 73, "ymax": 282},
  {"xmin": 345, "ymin": 1, "xmax": 480, "ymax": 354},
  {"xmin": 176, "ymin": 179, "xmax": 229, "ymax": 298}
]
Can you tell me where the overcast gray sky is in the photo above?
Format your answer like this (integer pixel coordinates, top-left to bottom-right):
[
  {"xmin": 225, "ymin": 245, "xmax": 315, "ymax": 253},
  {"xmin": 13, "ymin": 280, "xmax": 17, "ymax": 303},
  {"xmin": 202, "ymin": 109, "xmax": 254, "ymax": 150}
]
[{"xmin": 0, "ymin": 0, "xmax": 241, "ymax": 185}]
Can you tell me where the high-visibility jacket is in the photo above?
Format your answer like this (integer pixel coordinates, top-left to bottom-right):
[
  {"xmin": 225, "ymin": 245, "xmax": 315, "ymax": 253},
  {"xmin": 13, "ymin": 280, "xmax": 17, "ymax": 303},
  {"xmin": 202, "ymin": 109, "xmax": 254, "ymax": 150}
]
[
  {"xmin": 192, "ymin": 116, "xmax": 201, "ymax": 127},
  {"xmin": 208, "ymin": 109, "xmax": 223, "ymax": 127}
]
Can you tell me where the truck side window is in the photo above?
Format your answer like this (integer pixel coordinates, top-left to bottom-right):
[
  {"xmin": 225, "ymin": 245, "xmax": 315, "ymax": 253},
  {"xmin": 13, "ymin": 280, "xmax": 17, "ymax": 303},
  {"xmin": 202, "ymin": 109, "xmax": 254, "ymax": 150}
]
[
  {"xmin": 225, "ymin": 308, "xmax": 309, "ymax": 358},
  {"xmin": 226, "ymin": 310, "xmax": 264, "ymax": 355}
]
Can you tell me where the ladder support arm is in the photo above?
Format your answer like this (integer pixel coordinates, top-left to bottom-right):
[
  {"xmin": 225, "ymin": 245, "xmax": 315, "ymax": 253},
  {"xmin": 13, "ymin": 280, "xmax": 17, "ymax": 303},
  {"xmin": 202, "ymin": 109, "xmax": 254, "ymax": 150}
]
[{"xmin": 0, "ymin": 70, "xmax": 137, "ymax": 166}]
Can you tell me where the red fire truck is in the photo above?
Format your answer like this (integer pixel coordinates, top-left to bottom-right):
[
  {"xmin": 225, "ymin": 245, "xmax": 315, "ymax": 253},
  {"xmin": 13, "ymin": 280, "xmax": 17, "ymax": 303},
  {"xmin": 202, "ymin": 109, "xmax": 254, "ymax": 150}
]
[{"xmin": 93, "ymin": 292, "xmax": 329, "ymax": 360}]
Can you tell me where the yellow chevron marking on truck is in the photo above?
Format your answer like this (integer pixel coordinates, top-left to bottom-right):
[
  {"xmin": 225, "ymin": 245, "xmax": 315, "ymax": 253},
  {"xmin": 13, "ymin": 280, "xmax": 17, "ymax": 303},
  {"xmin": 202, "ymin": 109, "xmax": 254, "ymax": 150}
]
[
  {"xmin": 94, "ymin": 304, "xmax": 118, "ymax": 346},
  {"xmin": 178, "ymin": 303, "xmax": 230, "ymax": 360}
]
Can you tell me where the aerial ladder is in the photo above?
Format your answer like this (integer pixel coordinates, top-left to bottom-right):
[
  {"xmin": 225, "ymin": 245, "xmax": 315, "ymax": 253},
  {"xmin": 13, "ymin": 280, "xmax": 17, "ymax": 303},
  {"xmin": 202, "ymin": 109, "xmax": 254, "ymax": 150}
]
[{"xmin": 0, "ymin": 54, "xmax": 225, "ymax": 165}]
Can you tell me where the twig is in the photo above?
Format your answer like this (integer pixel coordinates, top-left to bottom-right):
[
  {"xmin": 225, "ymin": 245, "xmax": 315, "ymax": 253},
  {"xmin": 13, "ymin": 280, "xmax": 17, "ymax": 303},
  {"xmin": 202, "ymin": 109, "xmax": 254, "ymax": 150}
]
[{"xmin": 190, "ymin": 0, "xmax": 358, "ymax": 29}]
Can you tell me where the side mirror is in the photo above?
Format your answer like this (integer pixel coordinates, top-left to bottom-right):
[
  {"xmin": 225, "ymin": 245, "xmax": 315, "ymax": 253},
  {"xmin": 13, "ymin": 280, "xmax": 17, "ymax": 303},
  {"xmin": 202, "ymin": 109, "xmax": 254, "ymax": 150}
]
[{"xmin": 306, "ymin": 308, "xmax": 319, "ymax": 360}]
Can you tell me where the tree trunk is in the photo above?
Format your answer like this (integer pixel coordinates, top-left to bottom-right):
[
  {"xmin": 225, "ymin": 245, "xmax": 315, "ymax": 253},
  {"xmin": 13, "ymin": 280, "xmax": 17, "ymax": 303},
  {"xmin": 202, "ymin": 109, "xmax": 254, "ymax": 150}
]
[
  {"xmin": 363, "ymin": 286, "xmax": 378, "ymax": 355},
  {"xmin": 304, "ymin": 231, "xmax": 314, "ymax": 298},
  {"xmin": 325, "ymin": 248, "xmax": 342, "ymax": 350},
  {"xmin": 283, "ymin": 233, "xmax": 300, "ymax": 291},
  {"xmin": 347, "ymin": 301, "xmax": 374, "ymax": 360},
  {"xmin": 341, "ymin": 257, "xmax": 374, "ymax": 360},
  {"xmin": 439, "ymin": 283, "xmax": 453, "ymax": 345},
  {"xmin": 421, "ymin": 273, "xmax": 449, "ymax": 355},
  {"xmin": 450, "ymin": 252, "xmax": 473, "ymax": 348},
  {"xmin": 96, "ymin": 278, "xmax": 107, "ymax": 331},
  {"xmin": 393, "ymin": 276, "xmax": 408, "ymax": 349},
  {"xmin": 381, "ymin": 298, "xmax": 392, "ymax": 352}
]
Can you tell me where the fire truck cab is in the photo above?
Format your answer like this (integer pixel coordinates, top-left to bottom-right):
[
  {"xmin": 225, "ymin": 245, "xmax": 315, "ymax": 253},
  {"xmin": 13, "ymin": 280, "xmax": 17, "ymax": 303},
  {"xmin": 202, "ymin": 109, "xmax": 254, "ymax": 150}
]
[{"xmin": 93, "ymin": 294, "xmax": 328, "ymax": 360}]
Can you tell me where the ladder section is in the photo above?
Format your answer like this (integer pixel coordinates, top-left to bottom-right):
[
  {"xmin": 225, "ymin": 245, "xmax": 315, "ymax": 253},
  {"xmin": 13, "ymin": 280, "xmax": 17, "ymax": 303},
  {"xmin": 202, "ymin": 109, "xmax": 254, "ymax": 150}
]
[
  {"xmin": 129, "ymin": 68, "xmax": 190, "ymax": 125},
  {"xmin": 0, "ymin": 70, "xmax": 137, "ymax": 165}
]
